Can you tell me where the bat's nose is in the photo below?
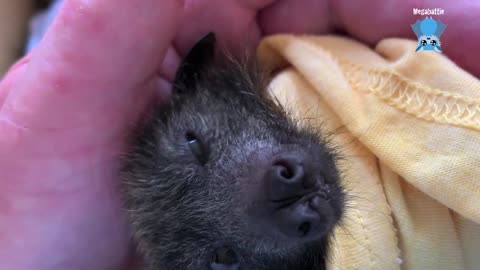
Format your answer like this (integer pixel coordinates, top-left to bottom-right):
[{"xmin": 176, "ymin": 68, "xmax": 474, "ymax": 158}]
[{"xmin": 260, "ymin": 153, "xmax": 334, "ymax": 241}]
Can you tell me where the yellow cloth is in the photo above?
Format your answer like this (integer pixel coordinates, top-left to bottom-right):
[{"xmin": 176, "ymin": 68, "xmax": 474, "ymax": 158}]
[{"xmin": 257, "ymin": 35, "xmax": 480, "ymax": 270}]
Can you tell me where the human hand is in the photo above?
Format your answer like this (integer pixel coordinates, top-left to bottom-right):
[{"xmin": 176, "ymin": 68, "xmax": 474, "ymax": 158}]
[
  {"xmin": 1, "ymin": 1, "xmax": 478, "ymax": 270},
  {"xmin": 0, "ymin": 1, "xmax": 182, "ymax": 269},
  {"xmin": 171, "ymin": 0, "xmax": 480, "ymax": 78}
]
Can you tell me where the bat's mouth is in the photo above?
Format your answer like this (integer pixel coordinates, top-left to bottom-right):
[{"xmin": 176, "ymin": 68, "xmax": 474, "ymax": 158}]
[
  {"xmin": 266, "ymin": 189, "xmax": 337, "ymax": 240},
  {"xmin": 270, "ymin": 187, "xmax": 331, "ymax": 209}
]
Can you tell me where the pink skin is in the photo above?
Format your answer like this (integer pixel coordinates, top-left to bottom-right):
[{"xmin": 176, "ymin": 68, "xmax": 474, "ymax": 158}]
[{"xmin": 0, "ymin": 1, "xmax": 478, "ymax": 269}]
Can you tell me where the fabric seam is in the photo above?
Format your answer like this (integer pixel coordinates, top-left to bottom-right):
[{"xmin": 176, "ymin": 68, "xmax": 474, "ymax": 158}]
[{"xmin": 298, "ymin": 38, "xmax": 480, "ymax": 131}]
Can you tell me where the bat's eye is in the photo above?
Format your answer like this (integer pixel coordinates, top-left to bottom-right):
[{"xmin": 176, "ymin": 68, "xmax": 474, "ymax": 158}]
[
  {"xmin": 211, "ymin": 247, "xmax": 240, "ymax": 270},
  {"xmin": 421, "ymin": 39, "xmax": 427, "ymax": 46},
  {"xmin": 185, "ymin": 132, "xmax": 209, "ymax": 165},
  {"xmin": 430, "ymin": 40, "xmax": 437, "ymax": 46}
]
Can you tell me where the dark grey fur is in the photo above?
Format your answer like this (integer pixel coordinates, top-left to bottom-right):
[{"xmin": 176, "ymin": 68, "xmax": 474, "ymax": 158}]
[{"xmin": 120, "ymin": 33, "xmax": 345, "ymax": 270}]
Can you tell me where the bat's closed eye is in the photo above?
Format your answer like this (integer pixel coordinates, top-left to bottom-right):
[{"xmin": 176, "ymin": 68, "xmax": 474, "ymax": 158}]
[{"xmin": 186, "ymin": 131, "xmax": 209, "ymax": 165}]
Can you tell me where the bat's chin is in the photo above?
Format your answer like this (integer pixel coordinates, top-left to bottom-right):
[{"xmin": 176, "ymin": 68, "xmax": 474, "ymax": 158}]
[{"xmin": 276, "ymin": 192, "xmax": 336, "ymax": 241}]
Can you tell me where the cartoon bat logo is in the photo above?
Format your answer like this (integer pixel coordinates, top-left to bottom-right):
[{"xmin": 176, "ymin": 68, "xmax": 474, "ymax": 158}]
[{"xmin": 411, "ymin": 17, "xmax": 447, "ymax": 52}]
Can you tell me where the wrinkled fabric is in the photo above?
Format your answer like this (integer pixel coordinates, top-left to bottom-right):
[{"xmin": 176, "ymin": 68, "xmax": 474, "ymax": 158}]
[{"xmin": 258, "ymin": 35, "xmax": 480, "ymax": 270}]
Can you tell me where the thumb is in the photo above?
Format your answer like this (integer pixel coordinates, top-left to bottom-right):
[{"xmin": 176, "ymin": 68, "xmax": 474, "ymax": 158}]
[{"xmin": 1, "ymin": 0, "xmax": 183, "ymax": 131}]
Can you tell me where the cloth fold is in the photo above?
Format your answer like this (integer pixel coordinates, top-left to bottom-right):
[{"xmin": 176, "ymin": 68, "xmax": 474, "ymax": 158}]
[{"xmin": 257, "ymin": 35, "xmax": 480, "ymax": 270}]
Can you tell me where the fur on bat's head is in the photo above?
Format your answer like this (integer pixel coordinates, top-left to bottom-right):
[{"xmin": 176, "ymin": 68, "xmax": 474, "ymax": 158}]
[{"xmin": 121, "ymin": 32, "xmax": 345, "ymax": 270}]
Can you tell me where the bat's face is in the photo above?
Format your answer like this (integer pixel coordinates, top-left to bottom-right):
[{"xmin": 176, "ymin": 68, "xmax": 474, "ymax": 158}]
[{"xmin": 121, "ymin": 33, "xmax": 345, "ymax": 270}]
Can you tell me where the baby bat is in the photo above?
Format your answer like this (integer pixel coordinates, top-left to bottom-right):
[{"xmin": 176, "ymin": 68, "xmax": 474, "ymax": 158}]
[{"xmin": 120, "ymin": 32, "xmax": 345, "ymax": 270}]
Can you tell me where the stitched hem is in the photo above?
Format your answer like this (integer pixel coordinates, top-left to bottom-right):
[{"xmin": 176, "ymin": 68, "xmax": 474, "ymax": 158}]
[
  {"xmin": 296, "ymin": 38, "xmax": 480, "ymax": 131},
  {"xmin": 342, "ymin": 62, "xmax": 480, "ymax": 131}
]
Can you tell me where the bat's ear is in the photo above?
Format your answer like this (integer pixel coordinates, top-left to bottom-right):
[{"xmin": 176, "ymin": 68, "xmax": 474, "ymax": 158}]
[{"xmin": 172, "ymin": 32, "xmax": 216, "ymax": 92}]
